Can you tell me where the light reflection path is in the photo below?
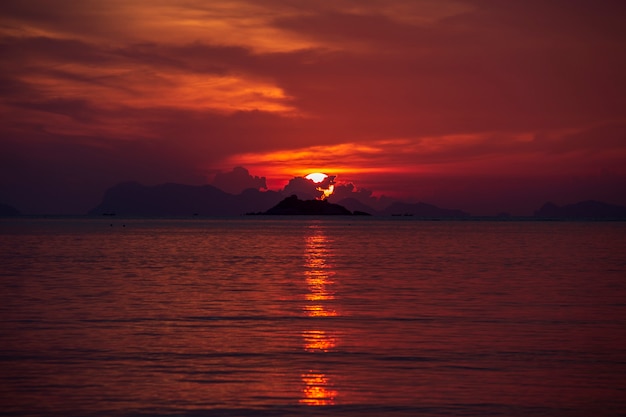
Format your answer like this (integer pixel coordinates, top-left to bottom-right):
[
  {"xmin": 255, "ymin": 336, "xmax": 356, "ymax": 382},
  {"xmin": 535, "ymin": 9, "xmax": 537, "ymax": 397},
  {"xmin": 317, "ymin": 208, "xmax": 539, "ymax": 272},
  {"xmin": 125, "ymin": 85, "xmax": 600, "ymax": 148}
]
[{"xmin": 300, "ymin": 224, "xmax": 339, "ymax": 406}]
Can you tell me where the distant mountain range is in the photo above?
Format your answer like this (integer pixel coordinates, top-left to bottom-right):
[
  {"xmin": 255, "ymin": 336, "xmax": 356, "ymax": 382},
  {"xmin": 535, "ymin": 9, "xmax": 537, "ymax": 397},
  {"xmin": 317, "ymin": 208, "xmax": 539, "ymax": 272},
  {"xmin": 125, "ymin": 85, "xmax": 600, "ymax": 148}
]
[
  {"xmin": 4, "ymin": 178, "xmax": 626, "ymax": 219},
  {"xmin": 75, "ymin": 182, "xmax": 626, "ymax": 219},
  {"xmin": 88, "ymin": 181, "xmax": 283, "ymax": 216},
  {"xmin": 88, "ymin": 182, "xmax": 474, "ymax": 217},
  {"xmin": 534, "ymin": 200, "xmax": 626, "ymax": 219},
  {"xmin": 0, "ymin": 203, "xmax": 20, "ymax": 216}
]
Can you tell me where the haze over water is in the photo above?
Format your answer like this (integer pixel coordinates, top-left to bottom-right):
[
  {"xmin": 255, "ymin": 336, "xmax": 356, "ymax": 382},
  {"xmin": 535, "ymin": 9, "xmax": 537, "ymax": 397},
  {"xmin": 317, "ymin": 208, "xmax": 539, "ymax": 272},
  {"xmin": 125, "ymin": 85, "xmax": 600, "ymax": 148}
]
[{"xmin": 1, "ymin": 218, "xmax": 625, "ymax": 416}]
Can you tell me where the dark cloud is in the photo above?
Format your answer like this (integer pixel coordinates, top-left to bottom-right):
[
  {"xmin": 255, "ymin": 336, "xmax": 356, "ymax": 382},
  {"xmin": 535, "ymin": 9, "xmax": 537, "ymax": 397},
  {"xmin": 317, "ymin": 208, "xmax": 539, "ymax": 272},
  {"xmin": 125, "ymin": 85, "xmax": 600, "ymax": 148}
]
[
  {"xmin": 0, "ymin": 36, "xmax": 110, "ymax": 67},
  {"xmin": 282, "ymin": 177, "xmax": 324, "ymax": 201},
  {"xmin": 10, "ymin": 98, "xmax": 102, "ymax": 124},
  {"xmin": 329, "ymin": 183, "xmax": 394, "ymax": 211},
  {"xmin": 211, "ymin": 167, "xmax": 267, "ymax": 195}
]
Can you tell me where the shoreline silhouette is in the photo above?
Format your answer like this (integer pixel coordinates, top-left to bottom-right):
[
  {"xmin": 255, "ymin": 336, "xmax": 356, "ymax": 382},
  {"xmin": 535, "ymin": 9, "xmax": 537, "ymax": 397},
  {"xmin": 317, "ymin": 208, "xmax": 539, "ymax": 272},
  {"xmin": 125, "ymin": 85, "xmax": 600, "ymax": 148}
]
[{"xmin": 5, "ymin": 181, "xmax": 626, "ymax": 219}]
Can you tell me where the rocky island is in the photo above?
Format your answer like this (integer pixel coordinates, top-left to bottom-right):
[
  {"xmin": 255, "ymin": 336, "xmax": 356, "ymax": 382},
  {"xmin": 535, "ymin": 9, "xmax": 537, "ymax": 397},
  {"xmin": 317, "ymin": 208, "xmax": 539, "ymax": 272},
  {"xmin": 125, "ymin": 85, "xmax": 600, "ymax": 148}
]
[{"xmin": 255, "ymin": 195, "xmax": 370, "ymax": 216}]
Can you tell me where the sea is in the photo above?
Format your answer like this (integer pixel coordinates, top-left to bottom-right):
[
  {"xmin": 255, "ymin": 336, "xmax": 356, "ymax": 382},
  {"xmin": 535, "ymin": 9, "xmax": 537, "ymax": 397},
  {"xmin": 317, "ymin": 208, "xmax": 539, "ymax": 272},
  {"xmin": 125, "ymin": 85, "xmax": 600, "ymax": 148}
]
[{"xmin": 0, "ymin": 217, "xmax": 625, "ymax": 417}]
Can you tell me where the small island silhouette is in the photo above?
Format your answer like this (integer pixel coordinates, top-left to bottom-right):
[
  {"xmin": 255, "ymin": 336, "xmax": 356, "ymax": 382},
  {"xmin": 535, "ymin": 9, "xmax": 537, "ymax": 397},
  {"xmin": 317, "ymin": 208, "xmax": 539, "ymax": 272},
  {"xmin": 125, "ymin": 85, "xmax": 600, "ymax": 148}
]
[{"xmin": 253, "ymin": 195, "xmax": 371, "ymax": 216}]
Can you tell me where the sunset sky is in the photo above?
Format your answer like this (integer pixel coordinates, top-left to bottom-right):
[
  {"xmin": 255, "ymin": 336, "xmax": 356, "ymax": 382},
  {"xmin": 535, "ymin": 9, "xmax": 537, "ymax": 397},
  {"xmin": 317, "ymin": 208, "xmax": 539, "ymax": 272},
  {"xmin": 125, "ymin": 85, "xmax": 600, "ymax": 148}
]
[{"xmin": 1, "ymin": 0, "xmax": 625, "ymax": 215}]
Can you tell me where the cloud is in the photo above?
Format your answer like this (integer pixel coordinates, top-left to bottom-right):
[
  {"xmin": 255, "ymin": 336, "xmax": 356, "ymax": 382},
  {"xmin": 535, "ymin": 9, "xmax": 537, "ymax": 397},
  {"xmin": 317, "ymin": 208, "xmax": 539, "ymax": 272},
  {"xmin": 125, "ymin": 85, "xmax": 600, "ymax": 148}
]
[
  {"xmin": 266, "ymin": 1, "xmax": 626, "ymax": 134},
  {"xmin": 211, "ymin": 166, "xmax": 267, "ymax": 194},
  {"xmin": 282, "ymin": 176, "xmax": 324, "ymax": 201},
  {"xmin": 1, "ymin": 0, "xmax": 625, "ymax": 214},
  {"xmin": 328, "ymin": 182, "xmax": 394, "ymax": 211}
]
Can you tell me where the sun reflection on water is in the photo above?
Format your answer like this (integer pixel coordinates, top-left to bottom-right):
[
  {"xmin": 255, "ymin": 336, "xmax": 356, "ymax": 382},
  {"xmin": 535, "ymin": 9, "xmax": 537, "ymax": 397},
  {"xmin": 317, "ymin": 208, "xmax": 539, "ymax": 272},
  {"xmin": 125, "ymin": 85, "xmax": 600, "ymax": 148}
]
[
  {"xmin": 300, "ymin": 225, "xmax": 339, "ymax": 406},
  {"xmin": 302, "ymin": 329, "xmax": 336, "ymax": 352},
  {"xmin": 299, "ymin": 372, "xmax": 338, "ymax": 406},
  {"xmin": 303, "ymin": 231, "xmax": 336, "ymax": 318}
]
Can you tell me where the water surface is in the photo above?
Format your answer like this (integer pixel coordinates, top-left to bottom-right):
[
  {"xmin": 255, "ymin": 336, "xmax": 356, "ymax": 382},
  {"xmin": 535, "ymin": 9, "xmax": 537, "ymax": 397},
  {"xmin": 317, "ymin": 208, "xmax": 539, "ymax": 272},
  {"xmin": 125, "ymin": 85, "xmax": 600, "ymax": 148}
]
[{"xmin": 1, "ymin": 218, "xmax": 625, "ymax": 416}]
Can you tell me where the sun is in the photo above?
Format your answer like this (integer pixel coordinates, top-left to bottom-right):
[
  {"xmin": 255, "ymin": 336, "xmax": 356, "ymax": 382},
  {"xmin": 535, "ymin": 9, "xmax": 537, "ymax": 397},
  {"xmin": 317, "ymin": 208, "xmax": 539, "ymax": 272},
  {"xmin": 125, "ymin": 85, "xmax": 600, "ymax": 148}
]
[
  {"xmin": 305, "ymin": 172, "xmax": 335, "ymax": 199},
  {"xmin": 305, "ymin": 172, "xmax": 328, "ymax": 183}
]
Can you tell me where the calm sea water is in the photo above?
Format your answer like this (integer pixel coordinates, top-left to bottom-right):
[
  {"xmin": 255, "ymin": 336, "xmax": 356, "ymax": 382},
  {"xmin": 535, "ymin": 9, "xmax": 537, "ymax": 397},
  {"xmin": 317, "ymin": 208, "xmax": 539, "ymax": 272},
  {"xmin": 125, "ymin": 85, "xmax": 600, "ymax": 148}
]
[{"xmin": 1, "ymin": 218, "xmax": 625, "ymax": 416}]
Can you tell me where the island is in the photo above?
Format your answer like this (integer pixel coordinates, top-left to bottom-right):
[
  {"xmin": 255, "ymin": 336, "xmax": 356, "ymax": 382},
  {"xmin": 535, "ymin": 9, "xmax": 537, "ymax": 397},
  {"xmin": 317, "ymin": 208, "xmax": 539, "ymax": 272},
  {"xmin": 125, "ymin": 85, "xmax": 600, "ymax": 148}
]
[{"xmin": 252, "ymin": 195, "xmax": 371, "ymax": 216}]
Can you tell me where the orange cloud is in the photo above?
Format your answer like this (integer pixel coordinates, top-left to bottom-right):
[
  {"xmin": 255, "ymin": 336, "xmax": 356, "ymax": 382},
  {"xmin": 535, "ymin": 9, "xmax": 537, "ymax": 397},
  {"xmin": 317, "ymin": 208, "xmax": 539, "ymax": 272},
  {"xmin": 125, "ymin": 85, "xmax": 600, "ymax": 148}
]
[
  {"xmin": 224, "ymin": 141, "xmax": 410, "ymax": 188},
  {"xmin": 225, "ymin": 125, "xmax": 626, "ymax": 199},
  {"xmin": 9, "ymin": 48, "xmax": 295, "ymax": 120},
  {"xmin": 1, "ymin": 0, "xmax": 322, "ymax": 52}
]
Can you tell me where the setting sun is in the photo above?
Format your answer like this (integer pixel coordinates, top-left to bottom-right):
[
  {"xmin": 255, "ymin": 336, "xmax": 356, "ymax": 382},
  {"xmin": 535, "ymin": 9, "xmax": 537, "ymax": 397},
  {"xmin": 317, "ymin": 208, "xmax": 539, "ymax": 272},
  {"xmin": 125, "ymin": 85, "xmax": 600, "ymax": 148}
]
[
  {"xmin": 305, "ymin": 172, "xmax": 335, "ymax": 199},
  {"xmin": 305, "ymin": 172, "xmax": 328, "ymax": 183}
]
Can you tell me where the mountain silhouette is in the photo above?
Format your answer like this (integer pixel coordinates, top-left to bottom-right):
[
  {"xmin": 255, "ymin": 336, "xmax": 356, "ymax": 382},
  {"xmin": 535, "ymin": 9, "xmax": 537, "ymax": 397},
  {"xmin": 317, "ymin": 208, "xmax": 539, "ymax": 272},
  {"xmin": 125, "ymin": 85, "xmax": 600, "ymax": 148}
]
[
  {"xmin": 89, "ymin": 182, "xmax": 283, "ymax": 216},
  {"xmin": 89, "ymin": 182, "xmax": 471, "ymax": 217},
  {"xmin": 260, "ymin": 195, "xmax": 361, "ymax": 215},
  {"xmin": 0, "ymin": 203, "xmax": 20, "ymax": 216},
  {"xmin": 335, "ymin": 197, "xmax": 378, "ymax": 215},
  {"xmin": 90, "ymin": 181, "xmax": 626, "ymax": 219},
  {"xmin": 534, "ymin": 200, "xmax": 626, "ymax": 219}
]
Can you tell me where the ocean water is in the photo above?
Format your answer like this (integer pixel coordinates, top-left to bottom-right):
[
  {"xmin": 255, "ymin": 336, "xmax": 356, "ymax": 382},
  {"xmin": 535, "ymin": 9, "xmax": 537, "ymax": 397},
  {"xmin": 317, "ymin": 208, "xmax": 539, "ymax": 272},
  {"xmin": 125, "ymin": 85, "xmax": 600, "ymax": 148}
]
[{"xmin": 0, "ymin": 217, "xmax": 625, "ymax": 417}]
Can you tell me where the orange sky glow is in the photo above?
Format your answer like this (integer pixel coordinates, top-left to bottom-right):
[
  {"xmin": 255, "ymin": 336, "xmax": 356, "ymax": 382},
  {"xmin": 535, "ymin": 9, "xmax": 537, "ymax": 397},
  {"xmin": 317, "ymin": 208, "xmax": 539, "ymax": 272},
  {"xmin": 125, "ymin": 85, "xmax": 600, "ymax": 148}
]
[{"xmin": 1, "ymin": 0, "xmax": 625, "ymax": 214}]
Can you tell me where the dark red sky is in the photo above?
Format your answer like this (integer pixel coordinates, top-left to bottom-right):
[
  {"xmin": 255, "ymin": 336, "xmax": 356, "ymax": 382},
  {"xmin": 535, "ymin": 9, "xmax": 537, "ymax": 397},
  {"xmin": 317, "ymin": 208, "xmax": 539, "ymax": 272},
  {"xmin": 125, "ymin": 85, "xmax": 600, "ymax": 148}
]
[{"xmin": 1, "ymin": 0, "xmax": 625, "ymax": 215}]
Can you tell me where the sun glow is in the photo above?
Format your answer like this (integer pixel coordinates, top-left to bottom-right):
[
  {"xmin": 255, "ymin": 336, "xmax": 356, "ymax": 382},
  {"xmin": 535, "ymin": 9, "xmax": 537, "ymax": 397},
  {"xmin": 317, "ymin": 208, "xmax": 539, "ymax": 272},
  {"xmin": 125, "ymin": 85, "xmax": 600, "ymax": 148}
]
[{"xmin": 305, "ymin": 172, "xmax": 335, "ymax": 199}]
